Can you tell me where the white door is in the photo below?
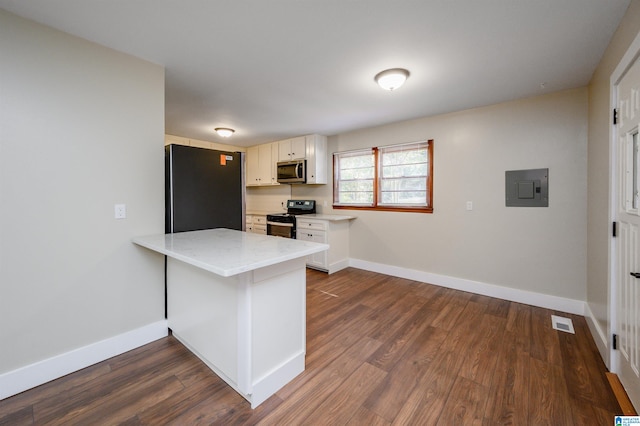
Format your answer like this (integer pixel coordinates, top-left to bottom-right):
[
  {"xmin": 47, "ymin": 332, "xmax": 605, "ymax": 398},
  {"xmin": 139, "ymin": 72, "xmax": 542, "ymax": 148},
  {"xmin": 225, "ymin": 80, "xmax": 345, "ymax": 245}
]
[{"xmin": 615, "ymin": 55, "xmax": 640, "ymax": 408}]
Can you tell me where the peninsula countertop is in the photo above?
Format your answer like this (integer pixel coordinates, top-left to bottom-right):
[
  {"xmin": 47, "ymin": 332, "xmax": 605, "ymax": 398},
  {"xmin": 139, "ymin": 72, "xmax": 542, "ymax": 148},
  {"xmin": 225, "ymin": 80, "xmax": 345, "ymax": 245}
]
[
  {"xmin": 133, "ymin": 228, "xmax": 329, "ymax": 277},
  {"xmin": 246, "ymin": 211, "xmax": 355, "ymax": 222},
  {"xmin": 297, "ymin": 214, "xmax": 355, "ymax": 221}
]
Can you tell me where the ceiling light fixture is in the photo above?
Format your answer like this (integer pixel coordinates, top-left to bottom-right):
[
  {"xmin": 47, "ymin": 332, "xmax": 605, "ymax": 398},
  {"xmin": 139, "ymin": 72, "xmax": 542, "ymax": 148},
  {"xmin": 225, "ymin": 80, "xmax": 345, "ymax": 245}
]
[
  {"xmin": 215, "ymin": 127, "xmax": 235, "ymax": 137},
  {"xmin": 375, "ymin": 68, "xmax": 410, "ymax": 91}
]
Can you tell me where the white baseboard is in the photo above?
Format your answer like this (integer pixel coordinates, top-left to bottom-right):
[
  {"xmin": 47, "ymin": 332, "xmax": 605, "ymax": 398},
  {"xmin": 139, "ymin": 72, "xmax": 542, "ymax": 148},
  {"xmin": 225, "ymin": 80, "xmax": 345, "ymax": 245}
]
[
  {"xmin": 0, "ymin": 320, "xmax": 168, "ymax": 401},
  {"xmin": 328, "ymin": 259, "xmax": 350, "ymax": 275},
  {"xmin": 251, "ymin": 351, "xmax": 305, "ymax": 408},
  {"xmin": 584, "ymin": 302, "xmax": 610, "ymax": 368},
  {"xmin": 349, "ymin": 258, "xmax": 585, "ymax": 315}
]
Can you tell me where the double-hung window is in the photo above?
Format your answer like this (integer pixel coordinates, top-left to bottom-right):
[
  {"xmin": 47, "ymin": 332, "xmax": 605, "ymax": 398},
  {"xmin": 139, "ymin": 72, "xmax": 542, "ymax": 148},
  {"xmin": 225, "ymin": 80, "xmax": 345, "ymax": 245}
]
[{"xmin": 333, "ymin": 139, "xmax": 433, "ymax": 213}]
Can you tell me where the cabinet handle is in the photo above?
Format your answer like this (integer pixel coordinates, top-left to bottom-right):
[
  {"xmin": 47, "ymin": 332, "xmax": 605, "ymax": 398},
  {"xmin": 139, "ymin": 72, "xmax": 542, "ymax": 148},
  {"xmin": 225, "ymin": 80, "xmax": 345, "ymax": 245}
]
[{"xmin": 631, "ymin": 272, "xmax": 640, "ymax": 278}]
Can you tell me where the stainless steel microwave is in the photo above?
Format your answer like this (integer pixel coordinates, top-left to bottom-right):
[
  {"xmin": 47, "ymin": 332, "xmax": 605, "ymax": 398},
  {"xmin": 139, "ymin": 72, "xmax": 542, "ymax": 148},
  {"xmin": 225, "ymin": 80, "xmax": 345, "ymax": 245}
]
[{"xmin": 277, "ymin": 159, "xmax": 306, "ymax": 183}]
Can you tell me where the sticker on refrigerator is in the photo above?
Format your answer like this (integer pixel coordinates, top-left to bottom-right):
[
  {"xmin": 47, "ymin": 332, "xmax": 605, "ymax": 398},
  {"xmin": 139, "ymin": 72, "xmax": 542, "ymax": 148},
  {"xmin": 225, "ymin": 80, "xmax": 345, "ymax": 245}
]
[{"xmin": 220, "ymin": 154, "xmax": 233, "ymax": 165}]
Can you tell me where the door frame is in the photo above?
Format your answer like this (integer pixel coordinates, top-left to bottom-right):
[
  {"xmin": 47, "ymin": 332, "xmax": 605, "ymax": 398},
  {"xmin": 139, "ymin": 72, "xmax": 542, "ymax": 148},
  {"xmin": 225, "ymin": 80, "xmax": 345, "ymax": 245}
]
[{"xmin": 609, "ymin": 30, "xmax": 640, "ymax": 374}]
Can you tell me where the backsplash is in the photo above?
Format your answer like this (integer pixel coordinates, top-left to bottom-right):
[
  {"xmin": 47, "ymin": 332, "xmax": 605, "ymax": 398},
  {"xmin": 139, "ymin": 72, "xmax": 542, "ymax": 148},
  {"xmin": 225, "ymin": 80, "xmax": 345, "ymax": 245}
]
[{"xmin": 246, "ymin": 185, "xmax": 291, "ymax": 213}]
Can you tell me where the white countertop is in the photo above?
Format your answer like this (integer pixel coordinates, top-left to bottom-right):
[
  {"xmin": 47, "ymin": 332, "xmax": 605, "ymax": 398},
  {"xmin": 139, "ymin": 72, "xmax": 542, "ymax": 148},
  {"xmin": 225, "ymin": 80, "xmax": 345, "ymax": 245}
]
[
  {"xmin": 246, "ymin": 210, "xmax": 273, "ymax": 216},
  {"xmin": 133, "ymin": 228, "xmax": 329, "ymax": 277},
  {"xmin": 301, "ymin": 214, "xmax": 355, "ymax": 221},
  {"xmin": 247, "ymin": 211, "xmax": 355, "ymax": 221}
]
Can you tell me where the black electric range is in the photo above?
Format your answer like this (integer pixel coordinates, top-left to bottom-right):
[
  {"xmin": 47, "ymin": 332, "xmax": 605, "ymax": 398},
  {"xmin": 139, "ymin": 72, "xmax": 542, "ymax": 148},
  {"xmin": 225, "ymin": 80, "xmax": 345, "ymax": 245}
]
[{"xmin": 266, "ymin": 200, "xmax": 316, "ymax": 238}]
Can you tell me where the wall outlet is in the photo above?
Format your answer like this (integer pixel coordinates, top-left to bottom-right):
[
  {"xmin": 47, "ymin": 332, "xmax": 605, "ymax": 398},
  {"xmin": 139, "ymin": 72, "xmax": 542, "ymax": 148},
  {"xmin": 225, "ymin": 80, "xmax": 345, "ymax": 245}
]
[
  {"xmin": 114, "ymin": 204, "xmax": 126, "ymax": 219},
  {"xmin": 466, "ymin": 201, "xmax": 473, "ymax": 211}
]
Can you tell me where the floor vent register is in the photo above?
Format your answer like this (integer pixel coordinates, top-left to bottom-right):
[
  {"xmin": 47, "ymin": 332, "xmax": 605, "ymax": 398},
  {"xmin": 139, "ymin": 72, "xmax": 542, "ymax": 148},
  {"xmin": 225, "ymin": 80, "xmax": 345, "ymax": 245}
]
[{"xmin": 551, "ymin": 315, "xmax": 575, "ymax": 334}]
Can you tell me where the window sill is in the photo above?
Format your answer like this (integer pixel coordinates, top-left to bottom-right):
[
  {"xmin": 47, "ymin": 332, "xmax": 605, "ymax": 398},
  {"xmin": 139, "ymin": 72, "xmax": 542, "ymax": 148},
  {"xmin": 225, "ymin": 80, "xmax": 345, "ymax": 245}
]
[{"xmin": 333, "ymin": 205, "xmax": 433, "ymax": 214}]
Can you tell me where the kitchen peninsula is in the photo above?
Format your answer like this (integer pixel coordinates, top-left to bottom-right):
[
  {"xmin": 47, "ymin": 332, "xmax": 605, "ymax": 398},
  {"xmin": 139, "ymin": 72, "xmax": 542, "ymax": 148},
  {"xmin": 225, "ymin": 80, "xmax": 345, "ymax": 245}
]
[{"xmin": 133, "ymin": 228, "xmax": 328, "ymax": 408}]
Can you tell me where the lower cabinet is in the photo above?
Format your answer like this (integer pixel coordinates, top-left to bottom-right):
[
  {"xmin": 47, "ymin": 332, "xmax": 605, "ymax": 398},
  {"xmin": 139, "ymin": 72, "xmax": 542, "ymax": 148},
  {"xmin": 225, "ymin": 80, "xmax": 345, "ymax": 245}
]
[
  {"xmin": 296, "ymin": 218, "xmax": 349, "ymax": 274},
  {"xmin": 246, "ymin": 215, "xmax": 267, "ymax": 235}
]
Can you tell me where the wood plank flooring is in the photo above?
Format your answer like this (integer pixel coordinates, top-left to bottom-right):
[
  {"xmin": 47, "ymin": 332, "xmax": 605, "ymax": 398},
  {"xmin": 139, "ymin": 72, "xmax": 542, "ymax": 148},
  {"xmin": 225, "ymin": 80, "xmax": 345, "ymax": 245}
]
[{"xmin": 0, "ymin": 268, "xmax": 623, "ymax": 425}]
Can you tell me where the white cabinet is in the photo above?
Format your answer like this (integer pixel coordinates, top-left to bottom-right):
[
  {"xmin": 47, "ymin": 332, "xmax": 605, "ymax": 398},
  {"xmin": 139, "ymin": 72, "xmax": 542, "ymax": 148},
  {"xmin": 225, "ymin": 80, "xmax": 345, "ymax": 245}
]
[
  {"xmin": 252, "ymin": 215, "xmax": 267, "ymax": 234},
  {"xmin": 296, "ymin": 219, "xmax": 328, "ymax": 270},
  {"xmin": 296, "ymin": 217, "xmax": 350, "ymax": 273},
  {"xmin": 305, "ymin": 134, "xmax": 327, "ymax": 184},
  {"xmin": 246, "ymin": 215, "xmax": 267, "ymax": 234},
  {"xmin": 248, "ymin": 134, "xmax": 327, "ymax": 186},
  {"xmin": 246, "ymin": 143, "xmax": 279, "ymax": 186},
  {"xmin": 278, "ymin": 136, "xmax": 306, "ymax": 162}
]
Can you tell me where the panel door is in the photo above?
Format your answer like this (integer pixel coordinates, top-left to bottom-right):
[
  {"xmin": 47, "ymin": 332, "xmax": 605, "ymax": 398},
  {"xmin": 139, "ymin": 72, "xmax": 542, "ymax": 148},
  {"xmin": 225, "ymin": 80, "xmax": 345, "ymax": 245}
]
[{"xmin": 616, "ymin": 55, "xmax": 640, "ymax": 408}]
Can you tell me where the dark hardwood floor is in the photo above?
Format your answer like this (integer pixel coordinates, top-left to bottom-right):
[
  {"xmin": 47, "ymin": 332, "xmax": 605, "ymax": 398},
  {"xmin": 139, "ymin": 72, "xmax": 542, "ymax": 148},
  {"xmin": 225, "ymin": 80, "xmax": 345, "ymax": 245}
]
[{"xmin": 0, "ymin": 268, "xmax": 622, "ymax": 425}]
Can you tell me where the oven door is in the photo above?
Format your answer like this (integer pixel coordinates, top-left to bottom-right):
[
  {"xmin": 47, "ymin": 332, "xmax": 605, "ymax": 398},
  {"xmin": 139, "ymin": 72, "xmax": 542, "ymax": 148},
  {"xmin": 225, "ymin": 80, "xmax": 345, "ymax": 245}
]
[{"xmin": 267, "ymin": 221, "xmax": 295, "ymax": 238}]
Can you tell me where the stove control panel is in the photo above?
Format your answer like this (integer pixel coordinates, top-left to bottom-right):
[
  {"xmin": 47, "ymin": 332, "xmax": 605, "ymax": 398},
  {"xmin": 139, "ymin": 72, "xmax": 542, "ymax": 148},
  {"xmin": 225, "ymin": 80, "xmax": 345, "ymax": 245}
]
[{"xmin": 286, "ymin": 199, "xmax": 316, "ymax": 214}]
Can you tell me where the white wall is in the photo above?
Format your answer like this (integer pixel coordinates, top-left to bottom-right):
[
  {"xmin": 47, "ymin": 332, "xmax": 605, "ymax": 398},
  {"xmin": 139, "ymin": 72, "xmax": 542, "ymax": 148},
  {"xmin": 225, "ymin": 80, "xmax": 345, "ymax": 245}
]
[
  {"xmin": 586, "ymin": 0, "xmax": 640, "ymax": 364},
  {"xmin": 246, "ymin": 186, "xmax": 292, "ymax": 214},
  {"xmin": 295, "ymin": 88, "xmax": 588, "ymax": 301},
  {"xmin": 0, "ymin": 10, "xmax": 165, "ymax": 375}
]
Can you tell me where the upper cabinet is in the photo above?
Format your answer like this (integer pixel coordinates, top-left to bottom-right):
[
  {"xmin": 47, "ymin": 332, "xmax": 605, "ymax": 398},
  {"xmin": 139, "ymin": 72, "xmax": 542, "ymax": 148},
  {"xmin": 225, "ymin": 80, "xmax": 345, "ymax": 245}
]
[
  {"xmin": 305, "ymin": 134, "xmax": 327, "ymax": 184},
  {"xmin": 246, "ymin": 142, "xmax": 279, "ymax": 186},
  {"xmin": 278, "ymin": 136, "xmax": 306, "ymax": 162},
  {"xmin": 246, "ymin": 134, "xmax": 327, "ymax": 186}
]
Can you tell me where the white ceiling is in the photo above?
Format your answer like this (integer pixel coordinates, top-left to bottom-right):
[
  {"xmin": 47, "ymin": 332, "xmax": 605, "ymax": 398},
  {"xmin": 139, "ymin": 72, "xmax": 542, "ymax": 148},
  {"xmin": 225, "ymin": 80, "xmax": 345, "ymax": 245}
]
[{"xmin": 0, "ymin": 0, "xmax": 631, "ymax": 147}]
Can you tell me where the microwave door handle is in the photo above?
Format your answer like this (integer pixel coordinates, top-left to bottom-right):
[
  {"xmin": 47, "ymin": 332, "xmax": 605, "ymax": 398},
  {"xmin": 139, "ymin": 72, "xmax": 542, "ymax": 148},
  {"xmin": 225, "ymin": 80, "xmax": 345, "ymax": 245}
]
[{"xmin": 297, "ymin": 162, "xmax": 302, "ymax": 177}]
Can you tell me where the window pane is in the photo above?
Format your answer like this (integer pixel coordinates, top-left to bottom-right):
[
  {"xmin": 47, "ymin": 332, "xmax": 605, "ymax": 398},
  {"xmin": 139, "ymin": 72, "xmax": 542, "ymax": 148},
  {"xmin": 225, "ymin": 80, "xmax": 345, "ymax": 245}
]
[
  {"xmin": 339, "ymin": 191, "xmax": 374, "ymax": 204},
  {"xmin": 381, "ymin": 163, "xmax": 428, "ymax": 178},
  {"xmin": 334, "ymin": 150, "xmax": 375, "ymax": 206},
  {"xmin": 341, "ymin": 155, "xmax": 374, "ymax": 169},
  {"xmin": 340, "ymin": 180, "xmax": 373, "ymax": 192},
  {"xmin": 380, "ymin": 177, "xmax": 426, "ymax": 191},
  {"xmin": 379, "ymin": 143, "xmax": 429, "ymax": 207},
  {"xmin": 382, "ymin": 149, "xmax": 427, "ymax": 166},
  {"xmin": 341, "ymin": 167, "xmax": 375, "ymax": 180},
  {"xmin": 380, "ymin": 191, "xmax": 427, "ymax": 205}
]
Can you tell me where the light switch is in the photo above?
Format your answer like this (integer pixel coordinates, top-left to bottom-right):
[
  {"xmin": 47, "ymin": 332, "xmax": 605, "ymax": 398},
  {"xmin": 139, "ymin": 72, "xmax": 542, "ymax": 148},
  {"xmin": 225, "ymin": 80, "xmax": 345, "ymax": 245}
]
[{"xmin": 114, "ymin": 204, "xmax": 126, "ymax": 219}]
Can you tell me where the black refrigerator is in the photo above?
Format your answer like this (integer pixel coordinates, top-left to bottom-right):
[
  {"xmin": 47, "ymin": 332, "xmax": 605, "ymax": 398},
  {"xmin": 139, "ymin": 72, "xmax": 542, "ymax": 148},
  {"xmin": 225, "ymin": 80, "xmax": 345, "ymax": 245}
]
[{"xmin": 165, "ymin": 144, "xmax": 245, "ymax": 233}]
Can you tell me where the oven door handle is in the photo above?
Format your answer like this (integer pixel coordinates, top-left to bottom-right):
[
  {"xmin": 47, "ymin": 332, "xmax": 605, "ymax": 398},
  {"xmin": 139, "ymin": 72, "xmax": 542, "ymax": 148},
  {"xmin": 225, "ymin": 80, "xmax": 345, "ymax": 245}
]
[{"xmin": 267, "ymin": 221, "xmax": 294, "ymax": 227}]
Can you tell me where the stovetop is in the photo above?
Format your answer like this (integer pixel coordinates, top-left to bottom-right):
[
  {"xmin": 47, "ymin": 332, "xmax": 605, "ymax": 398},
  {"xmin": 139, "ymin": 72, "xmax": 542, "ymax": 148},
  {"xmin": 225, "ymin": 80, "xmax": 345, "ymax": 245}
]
[
  {"xmin": 267, "ymin": 213, "xmax": 296, "ymax": 219},
  {"xmin": 266, "ymin": 200, "xmax": 316, "ymax": 225},
  {"xmin": 267, "ymin": 200, "xmax": 316, "ymax": 218}
]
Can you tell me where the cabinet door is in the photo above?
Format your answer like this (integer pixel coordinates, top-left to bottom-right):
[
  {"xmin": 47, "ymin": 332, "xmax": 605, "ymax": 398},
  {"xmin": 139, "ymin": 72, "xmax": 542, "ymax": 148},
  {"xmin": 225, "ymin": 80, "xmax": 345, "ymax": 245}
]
[
  {"xmin": 247, "ymin": 144, "xmax": 278, "ymax": 186},
  {"xmin": 257, "ymin": 143, "xmax": 272, "ymax": 184},
  {"xmin": 297, "ymin": 229, "xmax": 328, "ymax": 269},
  {"xmin": 278, "ymin": 137, "xmax": 306, "ymax": 162},
  {"xmin": 246, "ymin": 146, "xmax": 260, "ymax": 185},
  {"xmin": 304, "ymin": 134, "xmax": 327, "ymax": 184},
  {"xmin": 278, "ymin": 139, "xmax": 291, "ymax": 162},
  {"xmin": 290, "ymin": 137, "xmax": 306, "ymax": 160},
  {"xmin": 270, "ymin": 142, "xmax": 279, "ymax": 184}
]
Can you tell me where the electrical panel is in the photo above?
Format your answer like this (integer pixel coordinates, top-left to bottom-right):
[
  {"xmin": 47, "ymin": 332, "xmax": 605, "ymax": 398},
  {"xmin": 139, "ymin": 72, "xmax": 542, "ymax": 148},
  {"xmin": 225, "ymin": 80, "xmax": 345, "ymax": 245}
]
[{"xmin": 505, "ymin": 168, "xmax": 548, "ymax": 207}]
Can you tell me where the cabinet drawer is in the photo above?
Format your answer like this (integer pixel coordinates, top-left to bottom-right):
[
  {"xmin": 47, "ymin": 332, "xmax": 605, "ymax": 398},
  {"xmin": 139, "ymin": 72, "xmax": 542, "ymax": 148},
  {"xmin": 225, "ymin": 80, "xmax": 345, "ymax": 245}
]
[
  {"xmin": 253, "ymin": 224, "xmax": 267, "ymax": 234},
  {"xmin": 297, "ymin": 229, "xmax": 326, "ymax": 243},
  {"xmin": 253, "ymin": 216, "xmax": 267, "ymax": 225},
  {"xmin": 296, "ymin": 219, "xmax": 326, "ymax": 231}
]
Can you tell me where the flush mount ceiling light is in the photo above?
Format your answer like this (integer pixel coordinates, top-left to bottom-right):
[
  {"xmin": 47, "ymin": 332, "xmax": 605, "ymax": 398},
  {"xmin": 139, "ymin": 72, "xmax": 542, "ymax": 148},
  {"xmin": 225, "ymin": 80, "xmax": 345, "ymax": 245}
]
[
  {"xmin": 375, "ymin": 68, "xmax": 410, "ymax": 91},
  {"xmin": 215, "ymin": 127, "xmax": 235, "ymax": 137}
]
